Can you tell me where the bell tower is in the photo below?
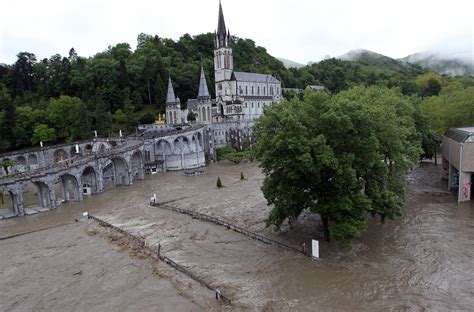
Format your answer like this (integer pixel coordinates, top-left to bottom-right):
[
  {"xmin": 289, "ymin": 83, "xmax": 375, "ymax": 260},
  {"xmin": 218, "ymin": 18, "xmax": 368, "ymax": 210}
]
[{"xmin": 214, "ymin": 1, "xmax": 233, "ymax": 97}]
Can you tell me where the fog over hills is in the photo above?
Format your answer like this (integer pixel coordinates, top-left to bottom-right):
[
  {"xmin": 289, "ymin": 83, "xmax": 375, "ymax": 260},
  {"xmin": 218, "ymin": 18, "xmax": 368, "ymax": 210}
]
[
  {"xmin": 277, "ymin": 48, "xmax": 473, "ymax": 77},
  {"xmin": 399, "ymin": 52, "xmax": 474, "ymax": 76},
  {"xmin": 276, "ymin": 57, "xmax": 305, "ymax": 69}
]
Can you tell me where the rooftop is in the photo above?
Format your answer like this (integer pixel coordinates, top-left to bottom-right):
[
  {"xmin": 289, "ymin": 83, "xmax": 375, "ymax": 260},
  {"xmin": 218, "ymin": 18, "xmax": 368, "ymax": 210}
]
[
  {"xmin": 444, "ymin": 127, "xmax": 474, "ymax": 143},
  {"xmin": 233, "ymin": 72, "xmax": 279, "ymax": 83}
]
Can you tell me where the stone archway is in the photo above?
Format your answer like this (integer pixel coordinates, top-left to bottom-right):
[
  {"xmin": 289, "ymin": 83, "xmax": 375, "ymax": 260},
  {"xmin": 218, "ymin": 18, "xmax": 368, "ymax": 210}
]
[
  {"xmin": 111, "ymin": 157, "xmax": 130, "ymax": 186},
  {"xmin": 60, "ymin": 174, "xmax": 81, "ymax": 201},
  {"xmin": 23, "ymin": 181, "xmax": 52, "ymax": 209},
  {"xmin": 174, "ymin": 136, "xmax": 190, "ymax": 154},
  {"xmin": 16, "ymin": 155, "xmax": 26, "ymax": 165},
  {"xmin": 102, "ymin": 161, "xmax": 115, "ymax": 189},
  {"xmin": 130, "ymin": 150, "xmax": 144, "ymax": 180},
  {"xmin": 156, "ymin": 140, "xmax": 172, "ymax": 159},
  {"xmin": 81, "ymin": 166, "xmax": 98, "ymax": 195},
  {"xmin": 28, "ymin": 154, "xmax": 38, "ymax": 165},
  {"xmin": 84, "ymin": 144, "xmax": 93, "ymax": 156},
  {"xmin": 0, "ymin": 188, "xmax": 16, "ymax": 216},
  {"xmin": 174, "ymin": 136, "xmax": 190, "ymax": 169},
  {"xmin": 54, "ymin": 149, "xmax": 68, "ymax": 163}
]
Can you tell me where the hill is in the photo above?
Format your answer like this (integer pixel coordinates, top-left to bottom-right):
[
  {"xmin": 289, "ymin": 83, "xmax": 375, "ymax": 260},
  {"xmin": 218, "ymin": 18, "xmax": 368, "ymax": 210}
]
[
  {"xmin": 277, "ymin": 57, "xmax": 305, "ymax": 69},
  {"xmin": 400, "ymin": 52, "xmax": 474, "ymax": 76},
  {"xmin": 338, "ymin": 49, "xmax": 424, "ymax": 76}
]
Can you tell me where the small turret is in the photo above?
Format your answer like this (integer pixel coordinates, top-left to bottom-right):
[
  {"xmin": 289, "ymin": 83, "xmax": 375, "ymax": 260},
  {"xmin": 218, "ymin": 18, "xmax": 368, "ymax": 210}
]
[
  {"xmin": 197, "ymin": 66, "xmax": 210, "ymax": 100},
  {"xmin": 166, "ymin": 76, "xmax": 176, "ymax": 105}
]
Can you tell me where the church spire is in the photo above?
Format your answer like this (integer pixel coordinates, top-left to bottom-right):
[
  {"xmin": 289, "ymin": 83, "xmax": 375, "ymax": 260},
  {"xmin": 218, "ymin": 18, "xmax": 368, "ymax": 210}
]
[
  {"xmin": 216, "ymin": 1, "xmax": 228, "ymax": 48},
  {"xmin": 197, "ymin": 66, "xmax": 210, "ymax": 99},
  {"xmin": 166, "ymin": 76, "xmax": 176, "ymax": 104}
]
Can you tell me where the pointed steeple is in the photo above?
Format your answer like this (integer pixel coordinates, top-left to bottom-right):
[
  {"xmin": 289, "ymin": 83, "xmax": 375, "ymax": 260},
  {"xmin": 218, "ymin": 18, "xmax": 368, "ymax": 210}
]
[
  {"xmin": 166, "ymin": 76, "xmax": 176, "ymax": 104},
  {"xmin": 216, "ymin": 1, "xmax": 228, "ymax": 48},
  {"xmin": 197, "ymin": 66, "xmax": 210, "ymax": 99}
]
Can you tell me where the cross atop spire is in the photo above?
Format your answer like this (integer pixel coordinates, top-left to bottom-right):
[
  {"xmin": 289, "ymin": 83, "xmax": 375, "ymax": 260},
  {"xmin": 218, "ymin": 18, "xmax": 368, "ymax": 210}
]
[
  {"xmin": 197, "ymin": 66, "xmax": 210, "ymax": 99},
  {"xmin": 166, "ymin": 76, "xmax": 177, "ymax": 104}
]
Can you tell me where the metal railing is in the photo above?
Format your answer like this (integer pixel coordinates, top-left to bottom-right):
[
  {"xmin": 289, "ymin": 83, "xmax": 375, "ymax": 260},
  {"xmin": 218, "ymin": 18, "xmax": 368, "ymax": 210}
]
[
  {"xmin": 88, "ymin": 214, "xmax": 232, "ymax": 305},
  {"xmin": 150, "ymin": 202, "xmax": 308, "ymax": 257}
]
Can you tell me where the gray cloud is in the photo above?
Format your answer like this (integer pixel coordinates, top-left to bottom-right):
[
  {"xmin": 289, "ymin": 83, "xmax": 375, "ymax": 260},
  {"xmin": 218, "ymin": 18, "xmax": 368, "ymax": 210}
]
[{"xmin": 1, "ymin": 0, "xmax": 472, "ymax": 64}]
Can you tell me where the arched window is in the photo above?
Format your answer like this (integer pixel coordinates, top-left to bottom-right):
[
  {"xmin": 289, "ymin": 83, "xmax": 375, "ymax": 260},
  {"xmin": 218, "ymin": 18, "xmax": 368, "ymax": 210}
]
[
  {"xmin": 245, "ymin": 86, "xmax": 248, "ymax": 94},
  {"xmin": 251, "ymin": 86, "xmax": 254, "ymax": 95},
  {"xmin": 258, "ymin": 103, "xmax": 260, "ymax": 108},
  {"xmin": 251, "ymin": 102, "xmax": 254, "ymax": 108},
  {"xmin": 263, "ymin": 86, "xmax": 266, "ymax": 95},
  {"xmin": 257, "ymin": 86, "xmax": 260, "ymax": 95}
]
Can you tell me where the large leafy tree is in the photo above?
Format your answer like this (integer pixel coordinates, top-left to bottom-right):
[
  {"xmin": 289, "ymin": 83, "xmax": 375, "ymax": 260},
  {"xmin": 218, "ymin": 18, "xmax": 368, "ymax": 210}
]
[
  {"xmin": 254, "ymin": 87, "xmax": 421, "ymax": 248},
  {"xmin": 49, "ymin": 95, "xmax": 91, "ymax": 140},
  {"xmin": 31, "ymin": 124, "xmax": 56, "ymax": 145}
]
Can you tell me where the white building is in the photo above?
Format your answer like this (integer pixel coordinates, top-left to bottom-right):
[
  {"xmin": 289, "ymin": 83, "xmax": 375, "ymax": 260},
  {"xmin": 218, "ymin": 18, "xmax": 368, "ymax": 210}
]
[{"xmin": 166, "ymin": 1, "xmax": 282, "ymax": 125}]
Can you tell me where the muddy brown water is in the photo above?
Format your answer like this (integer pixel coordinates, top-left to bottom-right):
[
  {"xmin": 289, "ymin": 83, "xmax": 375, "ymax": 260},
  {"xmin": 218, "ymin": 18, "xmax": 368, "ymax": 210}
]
[{"xmin": 1, "ymin": 161, "xmax": 473, "ymax": 311}]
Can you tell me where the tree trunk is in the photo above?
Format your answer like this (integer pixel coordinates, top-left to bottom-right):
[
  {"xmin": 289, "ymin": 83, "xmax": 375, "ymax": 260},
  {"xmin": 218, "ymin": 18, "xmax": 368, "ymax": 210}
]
[
  {"xmin": 147, "ymin": 79, "xmax": 152, "ymax": 105},
  {"xmin": 434, "ymin": 149, "xmax": 438, "ymax": 166},
  {"xmin": 322, "ymin": 216, "xmax": 330, "ymax": 243}
]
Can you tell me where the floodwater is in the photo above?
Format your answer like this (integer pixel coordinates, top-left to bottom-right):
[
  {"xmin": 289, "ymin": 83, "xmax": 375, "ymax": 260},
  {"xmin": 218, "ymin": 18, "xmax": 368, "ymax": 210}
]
[{"xmin": 1, "ymin": 161, "xmax": 473, "ymax": 311}]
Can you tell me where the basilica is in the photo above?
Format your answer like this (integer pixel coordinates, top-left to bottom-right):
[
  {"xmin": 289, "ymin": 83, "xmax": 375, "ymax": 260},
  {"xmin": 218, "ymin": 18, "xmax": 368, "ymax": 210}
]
[{"xmin": 165, "ymin": 2, "xmax": 282, "ymax": 129}]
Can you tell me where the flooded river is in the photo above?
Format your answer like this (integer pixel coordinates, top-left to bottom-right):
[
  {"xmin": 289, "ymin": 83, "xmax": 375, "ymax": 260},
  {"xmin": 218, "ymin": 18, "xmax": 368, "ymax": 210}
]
[{"xmin": 1, "ymin": 161, "xmax": 473, "ymax": 311}]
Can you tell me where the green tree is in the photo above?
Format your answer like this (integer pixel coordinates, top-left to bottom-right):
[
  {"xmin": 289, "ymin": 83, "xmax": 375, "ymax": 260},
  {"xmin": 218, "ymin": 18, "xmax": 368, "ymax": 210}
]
[
  {"xmin": 139, "ymin": 112, "xmax": 156, "ymax": 124},
  {"xmin": 0, "ymin": 159, "xmax": 17, "ymax": 175},
  {"xmin": 422, "ymin": 87, "xmax": 474, "ymax": 134},
  {"xmin": 254, "ymin": 87, "xmax": 421, "ymax": 248},
  {"xmin": 416, "ymin": 73, "xmax": 442, "ymax": 97},
  {"xmin": 31, "ymin": 124, "xmax": 56, "ymax": 145},
  {"xmin": 0, "ymin": 84, "xmax": 15, "ymax": 150},
  {"xmin": 187, "ymin": 111, "xmax": 197, "ymax": 122}
]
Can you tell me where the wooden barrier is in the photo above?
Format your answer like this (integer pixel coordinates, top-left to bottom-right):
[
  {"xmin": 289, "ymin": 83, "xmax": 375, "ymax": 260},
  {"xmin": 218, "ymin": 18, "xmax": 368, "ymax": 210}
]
[
  {"xmin": 87, "ymin": 214, "xmax": 232, "ymax": 305},
  {"xmin": 150, "ymin": 202, "xmax": 309, "ymax": 257}
]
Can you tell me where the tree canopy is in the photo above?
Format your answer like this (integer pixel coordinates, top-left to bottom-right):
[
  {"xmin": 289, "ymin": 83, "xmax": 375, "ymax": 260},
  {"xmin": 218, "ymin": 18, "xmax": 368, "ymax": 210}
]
[
  {"xmin": 0, "ymin": 31, "xmax": 472, "ymax": 152},
  {"xmin": 254, "ymin": 87, "xmax": 423, "ymax": 248}
]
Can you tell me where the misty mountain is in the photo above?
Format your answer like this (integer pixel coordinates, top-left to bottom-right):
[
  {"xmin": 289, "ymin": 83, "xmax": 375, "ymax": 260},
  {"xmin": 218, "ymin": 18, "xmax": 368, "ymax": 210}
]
[
  {"xmin": 277, "ymin": 57, "xmax": 305, "ymax": 69},
  {"xmin": 399, "ymin": 52, "xmax": 474, "ymax": 76},
  {"xmin": 337, "ymin": 49, "xmax": 424, "ymax": 76},
  {"xmin": 338, "ymin": 49, "xmax": 473, "ymax": 77}
]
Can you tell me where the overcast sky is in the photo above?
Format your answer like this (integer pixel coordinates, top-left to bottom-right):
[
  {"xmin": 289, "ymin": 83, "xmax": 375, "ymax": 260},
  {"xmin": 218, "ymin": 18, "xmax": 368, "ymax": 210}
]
[{"xmin": 1, "ymin": 0, "xmax": 473, "ymax": 65}]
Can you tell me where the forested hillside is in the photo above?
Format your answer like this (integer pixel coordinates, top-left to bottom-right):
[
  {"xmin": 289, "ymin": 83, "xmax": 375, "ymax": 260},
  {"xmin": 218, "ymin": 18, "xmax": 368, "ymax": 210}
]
[{"xmin": 0, "ymin": 32, "xmax": 473, "ymax": 152}]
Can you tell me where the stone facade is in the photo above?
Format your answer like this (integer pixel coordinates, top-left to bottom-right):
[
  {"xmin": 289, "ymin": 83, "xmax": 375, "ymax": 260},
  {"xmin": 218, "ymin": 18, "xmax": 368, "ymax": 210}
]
[
  {"xmin": 0, "ymin": 140, "xmax": 144, "ymax": 217},
  {"xmin": 165, "ymin": 2, "xmax": 282, "ymax": 149},
  {"xmin": 142, "ymin": 125, "xmax": 207, "ymax": 171},
  {"xmin": 0, "ymin": 139, "xmax": 115, "ymax": 177}
]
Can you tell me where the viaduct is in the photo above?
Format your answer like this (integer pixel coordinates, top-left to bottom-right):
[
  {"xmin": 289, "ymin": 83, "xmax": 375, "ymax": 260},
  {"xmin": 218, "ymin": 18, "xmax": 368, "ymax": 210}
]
[{"xmin": 0, "ymin": 125, "xmax": 207, "ymax": 218}]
